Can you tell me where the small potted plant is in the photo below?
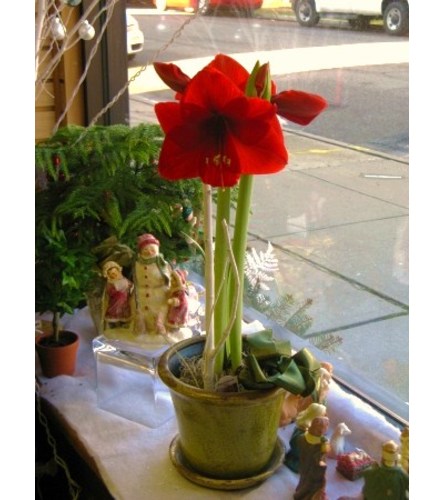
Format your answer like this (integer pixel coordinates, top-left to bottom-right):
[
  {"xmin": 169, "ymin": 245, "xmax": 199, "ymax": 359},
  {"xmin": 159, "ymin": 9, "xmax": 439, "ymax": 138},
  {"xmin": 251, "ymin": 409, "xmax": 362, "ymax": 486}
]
[
  {"xmin": 153, "ymin": 54, "xmax": 329, "ymax": 487},
  {"xmin": 35, "ymin": 226, "xmax": 96, "ymax": 377}
]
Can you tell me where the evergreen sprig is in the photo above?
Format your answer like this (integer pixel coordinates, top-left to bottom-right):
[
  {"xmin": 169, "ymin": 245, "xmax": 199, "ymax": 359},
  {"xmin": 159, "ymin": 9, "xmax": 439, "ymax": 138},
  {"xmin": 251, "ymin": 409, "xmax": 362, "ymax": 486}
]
[{"xmin": 36, "ymin": 123, "xmax": 202, "ymax": 261}]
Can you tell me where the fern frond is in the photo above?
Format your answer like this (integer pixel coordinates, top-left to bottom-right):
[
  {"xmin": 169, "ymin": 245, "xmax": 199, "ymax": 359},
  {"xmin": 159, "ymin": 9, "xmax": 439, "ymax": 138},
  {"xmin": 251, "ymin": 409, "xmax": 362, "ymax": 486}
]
[
  {"xmin": 53, "ymin": 186, "xmax": 103, "ymax": 221},
  {"xmin": 245, "ymin": 242, "xmax": 279, "ymax": 291}
]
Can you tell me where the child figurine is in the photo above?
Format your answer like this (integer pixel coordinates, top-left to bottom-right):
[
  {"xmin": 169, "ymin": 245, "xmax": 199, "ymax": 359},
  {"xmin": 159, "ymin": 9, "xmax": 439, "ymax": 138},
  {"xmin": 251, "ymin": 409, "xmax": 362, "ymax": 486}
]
[
  {"xmin": 293, "ymin": 416, "xmax": 330, "ymax": 500},
  {"xmin": 101, "ymin": 261, "xmax": 135, "ymax": 331},
  {"xmin": 284, "ymin": 402, "xmax": 327, "ymax": 473},
  {"xmin": 166, "ymin": 269, "xmax": 189, "ymax": 330},
  {"xmin": 133, "ymin": 234, "xmax": 172, "ymax": 335}
]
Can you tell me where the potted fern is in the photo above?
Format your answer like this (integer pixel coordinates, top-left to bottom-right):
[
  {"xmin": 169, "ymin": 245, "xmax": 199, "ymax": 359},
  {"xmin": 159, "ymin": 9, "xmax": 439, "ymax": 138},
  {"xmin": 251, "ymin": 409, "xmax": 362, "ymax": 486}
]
[{"xmin": 153, "ymin": 54, "xmax": 329, "ymax": 487}]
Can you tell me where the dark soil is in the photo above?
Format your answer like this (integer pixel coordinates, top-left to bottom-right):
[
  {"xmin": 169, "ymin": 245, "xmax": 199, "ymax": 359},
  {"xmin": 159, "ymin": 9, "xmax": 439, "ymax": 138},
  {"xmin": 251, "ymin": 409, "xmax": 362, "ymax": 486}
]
[{"xmin": 38, "ymin": 331, "xmax": 78, "ymax": 348}]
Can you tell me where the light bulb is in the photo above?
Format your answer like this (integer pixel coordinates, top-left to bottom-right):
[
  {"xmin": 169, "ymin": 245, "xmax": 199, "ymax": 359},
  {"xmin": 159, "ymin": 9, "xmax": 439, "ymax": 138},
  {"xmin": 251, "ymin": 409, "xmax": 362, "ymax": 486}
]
[
  {"xmin": 51, "ymin": 17, "xmax": 66, "ymax": 41},
  {"xmin": 78, "ymin": 20, "xmax": 95, "ymax": 41}
]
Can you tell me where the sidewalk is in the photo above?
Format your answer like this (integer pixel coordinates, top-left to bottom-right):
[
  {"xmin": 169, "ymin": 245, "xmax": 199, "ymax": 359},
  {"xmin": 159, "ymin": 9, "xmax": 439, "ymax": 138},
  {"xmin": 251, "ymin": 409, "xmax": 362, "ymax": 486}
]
[{"xmin": 129, "ymin": 96, "xmax": 409, "ymax": 422}]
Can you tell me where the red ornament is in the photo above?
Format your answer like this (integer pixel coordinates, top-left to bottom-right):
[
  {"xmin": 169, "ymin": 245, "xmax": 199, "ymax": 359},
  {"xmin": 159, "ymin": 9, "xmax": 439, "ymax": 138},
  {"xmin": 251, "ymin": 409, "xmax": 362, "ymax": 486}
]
[{"xmin": 52, "ymin": 154, "xmax": 61, "ymax": 167}]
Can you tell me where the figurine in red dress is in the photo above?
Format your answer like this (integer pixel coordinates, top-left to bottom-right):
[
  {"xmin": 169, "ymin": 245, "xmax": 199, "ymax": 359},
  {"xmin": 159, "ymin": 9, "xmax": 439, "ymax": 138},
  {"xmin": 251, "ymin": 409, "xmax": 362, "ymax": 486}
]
[
  {"xmin": 101, "ymin": 261, "xmax": 135, "ymax": 330},
  {"xmin": 166, "ymin": 269, "xmax": 189, "ymax": 330}
]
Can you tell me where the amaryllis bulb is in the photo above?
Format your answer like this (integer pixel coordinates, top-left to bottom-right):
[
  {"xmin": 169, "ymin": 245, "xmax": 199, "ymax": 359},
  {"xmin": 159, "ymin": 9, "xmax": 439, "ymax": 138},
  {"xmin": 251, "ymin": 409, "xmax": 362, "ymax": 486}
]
[
  {"xmin": 51, "ymin": 17, "xmax": 66, "ymax": 41},
  {"xmin": 78, "ymin": 20, "xmax": 95, "ymax": 41},
  {"xmin": 63, "ymin": 0, "xmax": 82, "ymax": 6}
]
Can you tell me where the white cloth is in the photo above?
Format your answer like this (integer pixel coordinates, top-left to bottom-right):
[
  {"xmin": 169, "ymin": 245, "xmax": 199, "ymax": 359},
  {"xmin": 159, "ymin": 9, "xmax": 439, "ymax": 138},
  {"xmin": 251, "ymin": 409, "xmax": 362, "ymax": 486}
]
[{"xmin": 36, "ymin": 307, "xmax": 402, "ymax": 500}]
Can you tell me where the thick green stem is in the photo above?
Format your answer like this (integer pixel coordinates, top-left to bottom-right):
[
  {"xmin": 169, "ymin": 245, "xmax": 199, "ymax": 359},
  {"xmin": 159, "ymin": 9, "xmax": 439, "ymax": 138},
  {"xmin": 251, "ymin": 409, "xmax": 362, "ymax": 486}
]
[
  {"xmin": 213, "ymin": 187, "xmax": 231, "ymax": 376},
  {"xmin": 229, "ymin": 174, "xmax": 254, "ymax": 372}
]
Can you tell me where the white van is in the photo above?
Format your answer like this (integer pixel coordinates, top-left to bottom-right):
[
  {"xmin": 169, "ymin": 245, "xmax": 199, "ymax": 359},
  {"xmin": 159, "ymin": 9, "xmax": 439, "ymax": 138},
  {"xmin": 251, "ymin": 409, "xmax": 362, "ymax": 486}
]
[{"xmin": 290, "ymin": 0, "xmax": 409, "ymax": 36}]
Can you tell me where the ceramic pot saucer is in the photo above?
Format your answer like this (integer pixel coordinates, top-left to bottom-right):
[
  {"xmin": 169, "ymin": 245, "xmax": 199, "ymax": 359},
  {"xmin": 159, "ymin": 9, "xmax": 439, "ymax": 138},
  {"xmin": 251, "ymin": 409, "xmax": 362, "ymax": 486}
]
[{"xmin": 169, "ymin": 434, "xmax": 285, "ymax": 490}]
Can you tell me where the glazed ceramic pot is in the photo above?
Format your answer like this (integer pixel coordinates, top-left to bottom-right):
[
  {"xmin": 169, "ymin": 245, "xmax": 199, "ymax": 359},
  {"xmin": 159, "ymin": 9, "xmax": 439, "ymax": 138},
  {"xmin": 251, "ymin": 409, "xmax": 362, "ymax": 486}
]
[
  {"xmin": 158, "ymin": 335, "xmax": 286, "ymax": 483},
  {"xmin": 35, "ymin": 330, "xmax": 79, "ymax": 378}
]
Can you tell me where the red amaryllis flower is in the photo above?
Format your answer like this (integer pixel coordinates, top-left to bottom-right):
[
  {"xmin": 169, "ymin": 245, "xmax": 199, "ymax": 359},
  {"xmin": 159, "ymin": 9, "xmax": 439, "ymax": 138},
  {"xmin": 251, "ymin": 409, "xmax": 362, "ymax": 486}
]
[
  {"xmin": 154, "ymin": 54, "xmax": 328, "ymax": 127},
  {"xmin": 154, "ymin": 67, "xmax": 288, "ymax": 187}
]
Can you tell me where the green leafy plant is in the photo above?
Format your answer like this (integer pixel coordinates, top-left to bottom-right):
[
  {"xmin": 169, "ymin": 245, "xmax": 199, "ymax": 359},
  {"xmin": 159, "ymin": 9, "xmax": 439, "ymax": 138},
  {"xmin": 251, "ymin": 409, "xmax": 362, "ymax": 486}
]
[
  {"xmin": 36, "ymin": 124, "xmax": 202, "ymax": 261},
  {"xmin": 35, "ymin": 227, "xmax": 96, "ymax": 342}
]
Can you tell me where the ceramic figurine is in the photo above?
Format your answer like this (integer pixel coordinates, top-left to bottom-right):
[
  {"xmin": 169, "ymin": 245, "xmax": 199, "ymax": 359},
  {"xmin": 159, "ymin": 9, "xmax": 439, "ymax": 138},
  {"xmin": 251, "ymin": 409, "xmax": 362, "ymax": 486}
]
[
  {"xmin": 360, "ymin": 440, "xmax": 409, "ymax": 499},
  {"xmin": 317, "ymin": 361, "xmax": 334, "ymax": 405},
  {"xmin": 280, "ymin": 393, "xmax": 306, "ymax": 427},
  {"xmin": 166, "ymin": 268, "xmax": 189, "ymax": 330},
  {"xmin": 400, "ymin": 426, "xmax": 409, "ymax": 474},
  {"xmin": 286, "ymin": 361, "xmax": 334, "ymax": 418},
  {"xmin": 328, "ymin": 422, "xmax": 352, "ymax": 458},
  {"xmin": 133, "ymin": 234, "xmax": 172, "ymax": 335},
  {"xmin": 284, "ymin": 402, "xmax": 327, "ymax": 473},
  {"xmin": 293, "ymin": 416, "xmax": 330, "ymax": 500},
  {"xmin": 101, "ymin": 261, "xmax": 135, "ymax": 330}
]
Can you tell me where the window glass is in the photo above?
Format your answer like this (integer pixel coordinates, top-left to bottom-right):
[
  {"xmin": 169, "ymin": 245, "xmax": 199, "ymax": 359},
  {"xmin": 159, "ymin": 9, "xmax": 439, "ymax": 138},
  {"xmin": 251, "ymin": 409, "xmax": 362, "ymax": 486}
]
[{"xmin": 127, "ymin": 2, "xmax": 409, "ymax": 422}]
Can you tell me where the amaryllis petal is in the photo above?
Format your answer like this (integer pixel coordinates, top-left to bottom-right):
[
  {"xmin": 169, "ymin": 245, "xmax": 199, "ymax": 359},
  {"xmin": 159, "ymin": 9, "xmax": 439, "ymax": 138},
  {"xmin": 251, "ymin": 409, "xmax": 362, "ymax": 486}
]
[
  {"xmin": 154, "ymin": 102, "xmax": 185, "ymax": 135},
  {"xmin": 272, "ymin": 90, "xmax": 329, "ymax": 126},
  {"xmin": 153, "ymin": 62, "xmax": 191, "ymax": 94},
  {"xmin": 182, "ymin": 67, "xmax": 246, "ymax": 116},
  {"xmin": 234, "ymin": 122, "xmax": 288, "ymax": 174},
  {"xmin": 206, "ymin": 54, "xmax": 250, "ymax": 91}
]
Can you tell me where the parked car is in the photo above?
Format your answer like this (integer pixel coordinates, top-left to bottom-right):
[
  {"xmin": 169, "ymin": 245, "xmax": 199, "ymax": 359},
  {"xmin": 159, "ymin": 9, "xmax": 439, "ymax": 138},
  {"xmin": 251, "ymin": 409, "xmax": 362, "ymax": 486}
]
[
  {"xmin": 153, "ymin": 0, "xmax": 263, "ymax": 16},
  {"xmin": 290, "ymin": 0, "xmax": 409, "ymax": 36},
  {"xmin": 127, "ymin": 12, "xmax": 144, "ymax": 59}
]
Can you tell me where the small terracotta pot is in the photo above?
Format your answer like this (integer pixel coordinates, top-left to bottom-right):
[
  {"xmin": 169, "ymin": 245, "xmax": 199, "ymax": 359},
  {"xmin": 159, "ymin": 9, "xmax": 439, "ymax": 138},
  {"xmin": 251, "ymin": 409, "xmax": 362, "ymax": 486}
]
[{"xmin": 35, "ymin": 330, "xmax": 79, "ymax": 378}]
